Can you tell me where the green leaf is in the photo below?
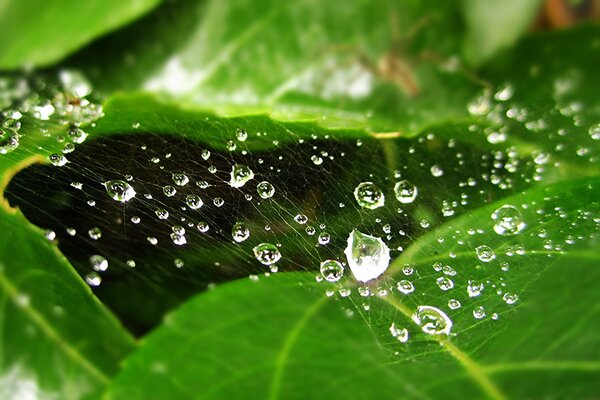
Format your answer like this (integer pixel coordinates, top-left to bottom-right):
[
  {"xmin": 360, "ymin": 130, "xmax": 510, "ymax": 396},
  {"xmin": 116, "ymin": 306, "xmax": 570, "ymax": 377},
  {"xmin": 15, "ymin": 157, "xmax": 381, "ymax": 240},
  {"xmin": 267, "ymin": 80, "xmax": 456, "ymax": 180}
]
[
  {"xmin": 461, "ymin": 0, "xmax": 542, "ymax": 66},
  {"xmin": 103, "ymin": 176, "xmax": 599, "ymax": 399},
  {"xmin": 0, "ymin": 91, "xmax": 135, "ymax": 399},
  {"xmin": 0, "ymin": 0, "xmax": 161, "ymax": 69}
]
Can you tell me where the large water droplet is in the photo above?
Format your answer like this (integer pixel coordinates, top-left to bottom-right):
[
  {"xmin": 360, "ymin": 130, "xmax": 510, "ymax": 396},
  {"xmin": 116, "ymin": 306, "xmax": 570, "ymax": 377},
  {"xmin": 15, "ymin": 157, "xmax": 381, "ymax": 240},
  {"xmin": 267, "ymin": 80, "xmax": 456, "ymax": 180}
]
[
  {"xmin": 491, "ymin": 205, "xmax": 526, "ymax": 235},
  {"xmin": 344, "ymin": 229, "xmax": 390, "ymax": 282},
  {"xmin": 319, "ymin": 260, "xmax": 344, "ymax": 282},
  {"xmin": 229, "ymin": 164, "xmax": 254, "ymax": 188},
  {"xmin": 411, "ymin": 305, "xmax": 452, "ymax": 335},
  {"xmin": 104, "ymin": 180, "xmax": 136, "ymax": 202},
  {"xmin": 393, "ymin": 180, "xmax": 418, "ymax": 204},
  {"xmin": 0, "ymin": 127, "xmax": 19, "ymax": 154},
  {"xmin": 354, "ymin": 182, "xmax": 384, "ymax": 210},
  {"xmin": 253, "ymin": 243, "xmax": 281, "ymax": 266}
]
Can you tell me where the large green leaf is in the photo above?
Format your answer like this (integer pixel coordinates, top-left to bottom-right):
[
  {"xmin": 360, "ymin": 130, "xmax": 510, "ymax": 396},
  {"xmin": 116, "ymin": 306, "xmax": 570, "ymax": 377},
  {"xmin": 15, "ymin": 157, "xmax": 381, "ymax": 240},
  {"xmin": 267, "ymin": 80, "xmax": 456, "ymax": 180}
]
[
  {"xmin": 0, "ymin": 0, "xmax": 161, "ymax": 69},
  {"xmin": 103, "ymin": 177, "xmax": 599, "ymax": 399},
  {"xmin": 0, "ymin": 85, "xmax": 136, "ymax": 399}
]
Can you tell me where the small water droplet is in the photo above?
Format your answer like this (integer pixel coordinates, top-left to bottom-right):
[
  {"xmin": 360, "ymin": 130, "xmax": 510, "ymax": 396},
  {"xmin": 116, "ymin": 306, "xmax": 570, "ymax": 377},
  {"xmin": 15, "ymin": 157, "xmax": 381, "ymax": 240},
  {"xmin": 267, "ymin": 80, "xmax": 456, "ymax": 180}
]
[
  {"xmin": 104, "ymin": 180, "xmax": 136, "ymax": 202},
  {"xmin": 448, "ymin": 299, "xmax": 461, "ymax": 310},
  {"xmin": 475, "ymin": 245, "xmax": 496, "ymax": 262},
  {"xmin": 320, "ymin": 260, "xmax": 344, "ymax": 282},
  {"xmin": 294, "ymin": 214, "xmax": 308, "ymax": 225},
  {"xmin": 252, "ymin": 243, "xmax": 281, "ymax": 266},
  {"xmin": 344, "ymin": 230, "xmax": 390, "ymax": 282},
  {"xmin": 90, "ymin": 255, "xmax": 108, "ymax": 271},
  {"xmin": 502, "ymin": 292, "xmax": 519, "ymax": 304},
  {"xmin": 0, "ymin": 127, "xmax": 19, "ymax": 154},
  {"xmin": 232, "ymin": 222, "xmax": 250, "ymax": 242},
  {"xmin": 49, "ymin": 153, "xmax": 68, "ymax": 166},
  {"xmin": 88, "ymin": 227, "xmax": 102, "ymax": 240},
  {"xmin": 229, "ymin": 164, "xmax": 254, "ymax": 188},
  {"xmin": 163, "ymin": 185, "xmax": 177, "ymax": 197},
  {"xmin": 85, "ymin": 272, "xmax": 101, "ymax": 287},
  {"xmin": 389, "ymin": 323, "xmax": 409, "ymax": 343},
  {"xmin": 185, "ymin": 194, "xmax": 203, "ymax": 209},
  {"xmin": 236, "ymin": 129, "xmax": 248, "ymax": 141},
  {"xmin": 226, "ymin": 140, "xmax": 237, "ymax": 151},
  {"xmin": 213, "ymin": 197, "xmax": 224, "ymax": 207},
  {"xmin": 436, "ymin": 276, "xmax": 454, "ymax": 291},
  {"xmin": 354, "ymin": 182, "xmax": 385, "ymax": 210},
  {"xmin": 256, "ymin": 181, "xmax": 275, "ymax": 199},
  {"xmin": 467, "ymin": 280, "xmax": 484, "ymax": 297},
  {"xmin": 172, "ymin": 172, "xmax": 189, "ymax": 186},
  {"xmin": 155, "ymin": 208, "xmax": 169, "ymax": 219},
  {"xmin": 473, "ymin": 306, "xmax": 486, "ymax": 319},
  {"xmin": 397, "ymin": 279, "xmax": 415, "ymax": 294},
  {"xmin": 393, "ymin": 180, "xmax": 418, "ymax": 204},
  {"xmin": 197, "ymin": 221, "xmax": 209, "ymax": 232},
  {"xmin": 430, "ymin": 165, "xmax": 444, "ymax": 177},
  {"xmin": 68, "ymin": 128, "xmax": 88, "ymax": 144},
  {"xmin": 318, "ymin": 231, "xmax": 330, "ymax": 245},
  {"xmin": 491, "ymin": 205, "xmax": 526, "ymax": 235},
  {"xmin": 412, "ymin": 306, "xmax": 452, "ymax": 335}
]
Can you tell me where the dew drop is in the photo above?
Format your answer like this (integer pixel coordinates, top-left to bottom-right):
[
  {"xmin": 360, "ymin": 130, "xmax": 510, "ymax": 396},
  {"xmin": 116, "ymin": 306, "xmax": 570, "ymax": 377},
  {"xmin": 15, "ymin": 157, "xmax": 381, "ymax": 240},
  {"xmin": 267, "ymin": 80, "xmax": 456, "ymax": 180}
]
[
  {"xmin": 320, "ymin": 260, "xmax": 344, "ymax": 282},
  {"xmin": 412, "ymin": 306, "xmax": 452, "ymax": 335},
  {"xmin": 491, "ymin": 205, "xmax": 526, "ymax": 235},
  {"xmin": 0, "ymin": 127, "xmax": 19, "ymax": 154},
  {"xmin": 197, "ymin": 221, "xmax": 209, "ymax": 232},
  {"xmin": 104, "ymin": 180, "xmax": 136, "ymax": 202},
  {"xmin": 396, "ymin": 279, "xmax": 415, "ymax": 294},
  {"xmin": 448, "ymin": 299, "xmax": 461, "ymax": 310},
  {"xmin": 185, "ymin": 194, "xmax": 203, "ymax": 209},
  {"xmin": 393, "ymin": 180, "xmax": 418, "ymax": 204},
  {"xmin": 49, "ymin": 153, "xmax": 68, "ymax": 166},
  {"xmin": 256, "ymin": 181, "xmax": 275, "ymax": 199},
  {"xmin": 252, "ymin": 243, "xmax": 281, "ymax": 266},
  {"xmin": 354, "ymin": 182, "xmax": 385, "ymax": 210},
  {"xmin": 236, "ymin": 129, "xmax": 248, "ymax": 141},
  {"xmin": 344, "ymin": 229, "xmax": 390, "ymax": 282},
  {"xmin": 68, "ymin": 128, "xmax": 88, "ymax": 144},
  {"xmin": 473, "ymin": 306, "xmax": 486, "ymax": 319},
  {"xmin": 229, "ymin": 164, "xmax": 254, "ymax": 188},
  {"xmin": 163, "ymin": 185, "xmax": 177, "ymax": 197},
  {"xmin": 232, "ymin": 222, "xmax": 250, "ymax": 242},
  {"xmin": 90, "ymin": 255, "xmax": 108, "ymax": 271},
  {"xmin": 294, "ymin": 214, "xmax": 308, "ymax": 225},
  {"xmin": 317, "ymin": 231, "xmax": 330, "ymax": 245},
  {"xmin": 213, "ymin": 197, "xmax": 224, "ymax": 207},
  {"xmin": 88, "ymin": 227, "xmax": 102, "ymax": 240},
  {"xmin": 475, "ymin": 245, "xmax": 496, "ymax": 262},
  {"xmin": 85, "ymin": 272, "xmax": 101, "ymax": 287},
  {"xmin": 389, "ymin": 323, "xmax": 409, "ymax": 343},
  {"xmin": 172, "ymin": 172, "xmax": 189, "ymax": 186},
  {"xmin": 155, "ymin": 208, "xmax": 169, "ymax": 220},
  {"xmin": 467, "ymin": 280, "xmax": 484, "ymax": 297},
  {"xmin": 502, "ymin": 292, "xmax": 519, "ymax": 305},
  {"xmin": 436, "ymin": 276, "xmax": 454, "ymax": 291}
]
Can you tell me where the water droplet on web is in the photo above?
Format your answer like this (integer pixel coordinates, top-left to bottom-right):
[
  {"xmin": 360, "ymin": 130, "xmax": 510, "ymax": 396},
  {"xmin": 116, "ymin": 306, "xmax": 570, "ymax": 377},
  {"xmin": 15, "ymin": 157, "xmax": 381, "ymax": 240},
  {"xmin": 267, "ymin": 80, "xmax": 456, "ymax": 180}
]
[
  {"xmin": 49, "ymin": 153, "xmax": 68, "ymax": 166},
  {"xmin": 0, "ymin": 127, "xmax": 19, "ymax": 154},
  {"xmin": 155, "ymin": 208, "xmax": 169, "ymax": 219},
  {"xmin": 491, "ymin": 205, "xmax": 526, "ymax": 235},
  {"xmin": 448, "ymin": 299, "xmax": 461, "ymax": 310},
  {"xmin": 68, "ymin": 127, "xmax": 88, "ymax": 144},
  {"xmin": 318, "ymin": 231, "xmax": 330, "ymax": 245},
  {"xmin": 196, "ymin": 180, "xmax": 210, "ymax": 189},
  {"xmin": 104, "ymin": 180, "xmax": 136, "ymax": 202},
  {"xmin": 197, "ymin": 221, "xmax": 209, "ymax": 232},
  {"xmin": 389, "ymin": 323, "xmax": 409, "ymax": 343},
  {"xmin": 201, "ymin": 149, "xmax": 211, "ymax": 160},
  {"xmin": 294, "ymin": 214, "xmax": 308, "ymax": 225},
  {"xmin": 85, "ymin": 272, "xmax": 101, "ymax": 287},
  {"xmin": 436, "ymin": 276, "xmax": 454, "ymax": 291},
  {"xmin": 430, "ymin": 165, "xmax": 444, "ymax": 177},
  {"xmin": 475, "ymin": 245, "xmax": 495, "ymax": 262},
  {"xmin": 393, "ymin": 180, "xmax": 418, "ymax": 204},
  {"xmin": 311, "ymin": 155, "xmax": 323, "ymax": 165},
  {"xmin": 253, "ymin": 243, "xmax": 281, "ymax": 266},
  {"xmin": 213, "ymin": 197, "xmax": 224, "ymax": 207},
  {"xmin": 397, "ymin": 279, "xmax": 415, "ymax": 294},
  {"xmin": 185, "ymin": 194, "xmax": 203, "ymax": 209},
  {"xmin": 319, "ymin": 260, "xmax": 344, "ymax": 282},
  {"xmin": 344, "ymin": 229, "xmax": 390, "ymax": 282},
  {"xmin": 412, "ymin": 306, "xmax": 452, "ymax": 335},
  {"xmin": 163, "ymin": 185, "xmax": 177, "ymax": 197},
  {"xmin": 402, "ymin": 265, "xmax": 414, "ymax": 275},
  {"xmin": 232, "ymin": 222, "xmax": 250, "ymax": 242},
  {"xmin": 226, "ymin": 140, "xmax": 237, "ymax": 151},
  {"xmin": 354, "ymin": 182, "xmax": 384, "ymax": 210},
  {"xmin": 170, "ymin": 232, "xmax": 187, "ymax": 246},
  {"xmin": 44, "ymin": 229, "xmax": 56, "ymax": 241},
  {"xmin": 172, "ymin": 172, "xmax": 189, "ymax": 186},
  {"xmin": 88, "ymin": 227, "xmax": 102, "ymax": 240},
  {"xmin": 473, "ymin": 306, "xmax": 486, "ymax": 319},
  {"xmin": 236, "ymin": 129, "xmax": 248, "ymax": 141},
  {"xmin": 229, "ymin": 164, "xmax": 254, "ymax": 188},
  {"xmin": 63, "ymin": 143, "xmax": 76, "ymax": 154},
  {"xmin": 502, "ymin": 292, "xmax": 519, "ymax": 304},
  {"xmin": 256, "ymin": 181, "xmax": 275, "ymax": 199},
  {"xmin": 90, "ymin": 255, "xmax": 108, "ymax": 271}
]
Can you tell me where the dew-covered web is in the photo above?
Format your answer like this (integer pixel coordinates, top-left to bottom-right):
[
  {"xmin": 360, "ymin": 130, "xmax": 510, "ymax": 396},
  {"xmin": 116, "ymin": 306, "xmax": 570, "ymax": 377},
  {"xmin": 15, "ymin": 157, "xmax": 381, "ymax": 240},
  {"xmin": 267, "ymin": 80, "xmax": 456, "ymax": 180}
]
[{"xmin": 2, "ymin": 71, "xmax": 599, "ymax": 338}]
